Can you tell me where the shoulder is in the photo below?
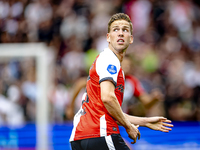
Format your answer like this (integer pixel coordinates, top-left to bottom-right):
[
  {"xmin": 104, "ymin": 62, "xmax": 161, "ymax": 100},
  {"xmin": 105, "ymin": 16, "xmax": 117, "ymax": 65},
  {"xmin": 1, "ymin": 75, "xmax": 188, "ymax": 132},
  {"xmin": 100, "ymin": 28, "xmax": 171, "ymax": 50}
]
[
  {"xmin": 95, "ymin": 48, "xmax": 121, "ymax": 80},
  {"xmin": 97, "ymin": 48, "xmax": 120, "ymax": 67}
]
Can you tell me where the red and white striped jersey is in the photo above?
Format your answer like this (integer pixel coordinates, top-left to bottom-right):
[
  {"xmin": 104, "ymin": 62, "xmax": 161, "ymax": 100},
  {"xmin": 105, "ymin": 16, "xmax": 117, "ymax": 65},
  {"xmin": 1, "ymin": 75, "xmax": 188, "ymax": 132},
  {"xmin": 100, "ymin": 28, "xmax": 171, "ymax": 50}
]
[{"xmin": 70, "ymin": 48, "xmax": 125, "ymax": 141}]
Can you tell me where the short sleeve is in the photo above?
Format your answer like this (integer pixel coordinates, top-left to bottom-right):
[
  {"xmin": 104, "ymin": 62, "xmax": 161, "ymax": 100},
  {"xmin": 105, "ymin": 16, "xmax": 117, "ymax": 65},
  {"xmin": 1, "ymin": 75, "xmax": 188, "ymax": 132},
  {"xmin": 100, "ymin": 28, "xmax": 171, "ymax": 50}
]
[{"xmin": 96, "ymin": 52, "xmax": 120, "ymax": 87}]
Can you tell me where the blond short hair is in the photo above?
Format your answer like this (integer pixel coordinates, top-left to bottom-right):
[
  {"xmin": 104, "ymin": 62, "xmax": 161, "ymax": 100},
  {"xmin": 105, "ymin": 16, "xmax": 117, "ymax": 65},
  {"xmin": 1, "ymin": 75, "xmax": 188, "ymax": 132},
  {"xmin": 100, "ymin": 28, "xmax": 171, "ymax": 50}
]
[{"xmin": 108, "ymin": 13, "xmax": 133, "ymax": 35}]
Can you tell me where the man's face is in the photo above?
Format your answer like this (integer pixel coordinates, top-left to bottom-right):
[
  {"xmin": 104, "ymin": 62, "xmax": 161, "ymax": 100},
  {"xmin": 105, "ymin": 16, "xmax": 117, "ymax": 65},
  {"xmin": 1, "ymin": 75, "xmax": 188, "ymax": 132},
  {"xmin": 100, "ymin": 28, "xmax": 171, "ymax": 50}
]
[{"xmin": 107, "ymin": 20, "xmax": 133, "ymax": 53}]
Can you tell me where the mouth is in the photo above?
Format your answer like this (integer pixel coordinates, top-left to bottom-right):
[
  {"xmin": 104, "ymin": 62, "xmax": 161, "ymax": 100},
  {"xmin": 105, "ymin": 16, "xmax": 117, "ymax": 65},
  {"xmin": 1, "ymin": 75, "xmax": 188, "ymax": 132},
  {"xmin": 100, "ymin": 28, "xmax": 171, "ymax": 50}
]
[{"xmin": 117, "ymin": 39, "xmax": 124, "ymax": 44}]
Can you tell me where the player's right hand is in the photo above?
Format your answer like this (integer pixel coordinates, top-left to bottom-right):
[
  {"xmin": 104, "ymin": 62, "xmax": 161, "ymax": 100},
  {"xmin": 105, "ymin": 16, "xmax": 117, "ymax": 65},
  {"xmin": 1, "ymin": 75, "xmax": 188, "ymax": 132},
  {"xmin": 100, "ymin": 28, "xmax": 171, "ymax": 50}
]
[{"xmin": 126, "ymin": 124, "xmax": 140, "ymax": 144}]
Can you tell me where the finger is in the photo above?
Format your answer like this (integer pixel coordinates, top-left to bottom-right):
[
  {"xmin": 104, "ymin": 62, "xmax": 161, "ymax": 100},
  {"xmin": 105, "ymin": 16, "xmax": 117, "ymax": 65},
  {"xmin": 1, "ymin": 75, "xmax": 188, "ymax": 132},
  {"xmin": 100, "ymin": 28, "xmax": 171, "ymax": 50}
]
[
  {"xmin": 159, "ymin": 127, "xmax": 169, "ymax": 132},
  {"xmin": 129, "ymin": 135, "xmax": 137, "ymax": 144},
  {"xmin": 163, "ymin": 119, "xmax": 172, "ymax": 123},
  {"xmin": 157, "ymin": 117, "xmax": 168, "ymax": 122},
  {"xmin": 161, "ymin": 129, "xmax": 169, "ymax": 132},
  {"xmin": 131, "ymin": 138, "xmax": 136, "ymax": 144},
  {"xmin": 162, "ymin": 126, "xmax": 172, "ymax": 131},
  {"xmin": 161, "ymin": 126, "xmax": 172, "ymax": 132},
  {"xmin": 137, "ymin": 131, "xmax": 141, "ymax": 140},
  {"xmin": 159, "ymin": 117, "xmax": 166, "ymax": 120},
  {"xmin": 135, "ymin": 125, "xmax": 139, "ymax": 128},
  {"xmin": 163, "ymin": 122, "xmax": 174, "ymax": 127}
]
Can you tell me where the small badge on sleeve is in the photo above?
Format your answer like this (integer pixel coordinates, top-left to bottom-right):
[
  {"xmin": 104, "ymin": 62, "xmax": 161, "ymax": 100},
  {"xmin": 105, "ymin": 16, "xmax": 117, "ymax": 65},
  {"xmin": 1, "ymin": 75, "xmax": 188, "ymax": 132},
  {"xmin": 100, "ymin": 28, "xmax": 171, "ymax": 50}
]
[{"xmin": 107, "ymin": 64, "xmax": 117, "ymax": 75}]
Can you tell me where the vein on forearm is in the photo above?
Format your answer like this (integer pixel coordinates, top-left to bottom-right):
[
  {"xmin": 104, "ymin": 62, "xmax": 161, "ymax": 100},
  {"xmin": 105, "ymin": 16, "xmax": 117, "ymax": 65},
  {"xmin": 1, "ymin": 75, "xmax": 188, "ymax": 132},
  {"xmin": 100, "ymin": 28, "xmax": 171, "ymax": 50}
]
[
  {"xmin": 101, "ymin": 81, "xmax": 131, "ymax": 129},
  {"xmin": 124, "ymin": 113, "xmax": 148, "ymax": 126}
]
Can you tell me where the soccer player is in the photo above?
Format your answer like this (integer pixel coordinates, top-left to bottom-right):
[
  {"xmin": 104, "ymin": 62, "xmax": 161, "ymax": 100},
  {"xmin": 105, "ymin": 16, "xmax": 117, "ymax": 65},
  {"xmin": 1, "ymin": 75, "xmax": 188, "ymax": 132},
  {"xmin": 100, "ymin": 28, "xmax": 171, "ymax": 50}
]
[{"xmin": 70, "ymin": 13, "xmax": 173, "ymax": 150}]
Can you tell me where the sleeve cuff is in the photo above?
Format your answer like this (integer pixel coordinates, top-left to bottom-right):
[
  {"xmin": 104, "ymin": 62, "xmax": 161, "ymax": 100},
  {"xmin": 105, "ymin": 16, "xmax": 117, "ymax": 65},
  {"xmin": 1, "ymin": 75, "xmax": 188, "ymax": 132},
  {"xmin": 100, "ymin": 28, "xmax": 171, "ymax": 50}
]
[{"xmin": 99, "ymin": 77, "xmax": 116, "ymax": 87}]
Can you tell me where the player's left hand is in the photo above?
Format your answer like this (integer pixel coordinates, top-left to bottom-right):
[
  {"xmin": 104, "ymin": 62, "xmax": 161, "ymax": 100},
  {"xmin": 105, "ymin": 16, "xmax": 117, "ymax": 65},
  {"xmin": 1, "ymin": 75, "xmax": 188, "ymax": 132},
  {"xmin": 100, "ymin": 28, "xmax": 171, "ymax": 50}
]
[{"xmin": 145, "ymin": 117, "xmax": 173, "ymax": 132}]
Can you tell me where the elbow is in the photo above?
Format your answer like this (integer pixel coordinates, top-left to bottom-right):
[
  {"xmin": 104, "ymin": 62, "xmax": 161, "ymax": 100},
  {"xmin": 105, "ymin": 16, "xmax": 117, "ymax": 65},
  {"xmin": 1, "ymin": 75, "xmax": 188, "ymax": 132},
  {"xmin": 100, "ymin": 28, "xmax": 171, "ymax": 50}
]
[
  {"xmin": 101, "ymin": 96, "xmax": 111, "ymax": 104},
  {"xmin": 101, "ymin": 93, "xmax": 115, "ymax": 105}
]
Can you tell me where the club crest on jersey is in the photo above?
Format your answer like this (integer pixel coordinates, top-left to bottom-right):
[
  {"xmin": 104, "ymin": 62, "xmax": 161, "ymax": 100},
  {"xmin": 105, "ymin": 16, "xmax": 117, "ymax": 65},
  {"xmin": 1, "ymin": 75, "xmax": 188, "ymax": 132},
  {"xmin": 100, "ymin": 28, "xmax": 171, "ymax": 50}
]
[{"xmin": 107, "ymin": 64, "xmax": 117, "ymax": 75}]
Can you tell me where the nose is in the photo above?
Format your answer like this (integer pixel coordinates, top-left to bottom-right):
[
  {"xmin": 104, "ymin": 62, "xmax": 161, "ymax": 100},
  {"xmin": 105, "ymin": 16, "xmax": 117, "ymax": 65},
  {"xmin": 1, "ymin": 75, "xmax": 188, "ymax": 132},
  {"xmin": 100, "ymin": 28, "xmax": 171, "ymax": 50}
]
[{"xmin": 118, "ymin": 29, "xmax": 124, "ymax": 37}]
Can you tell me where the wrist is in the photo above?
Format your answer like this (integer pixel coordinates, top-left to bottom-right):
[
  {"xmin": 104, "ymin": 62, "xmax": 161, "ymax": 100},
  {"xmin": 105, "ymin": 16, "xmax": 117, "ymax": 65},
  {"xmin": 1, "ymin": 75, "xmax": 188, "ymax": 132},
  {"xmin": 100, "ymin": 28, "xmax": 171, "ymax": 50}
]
[
  {"xmin": 142, "ymin": 117, "xmax": 150, "ymax": 127},
  {"xmin": 124, "ymin": 121, "xmax": 132, "ymax": 130}
]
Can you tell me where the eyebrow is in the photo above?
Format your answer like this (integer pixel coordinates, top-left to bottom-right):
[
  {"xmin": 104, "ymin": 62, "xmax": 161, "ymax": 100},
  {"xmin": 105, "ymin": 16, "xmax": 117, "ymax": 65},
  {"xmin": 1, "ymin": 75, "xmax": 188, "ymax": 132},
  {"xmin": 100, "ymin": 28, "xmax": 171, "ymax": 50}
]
[{"xmin": 112, "ymin": 25, "xmax": 130, "ymax": 29}]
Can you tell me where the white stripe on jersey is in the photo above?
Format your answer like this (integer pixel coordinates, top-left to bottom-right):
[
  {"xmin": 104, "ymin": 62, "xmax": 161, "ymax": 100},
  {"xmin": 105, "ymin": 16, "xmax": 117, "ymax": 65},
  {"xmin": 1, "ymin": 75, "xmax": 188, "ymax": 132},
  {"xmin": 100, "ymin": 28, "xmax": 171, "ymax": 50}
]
[
  {"xmin": 70, "ymin": 93, "xmax": 87, "ymax": 141},
  {"xmin": 105, "ymin": 135, "xmax": 116, "ymax": 150},
  {"xmin": 100, "ymin": 114, "xmax": 107, "ymax": 136},
  {"xmin": 69, "ymin": 108, "xmax": 82, "ymax": 142}
]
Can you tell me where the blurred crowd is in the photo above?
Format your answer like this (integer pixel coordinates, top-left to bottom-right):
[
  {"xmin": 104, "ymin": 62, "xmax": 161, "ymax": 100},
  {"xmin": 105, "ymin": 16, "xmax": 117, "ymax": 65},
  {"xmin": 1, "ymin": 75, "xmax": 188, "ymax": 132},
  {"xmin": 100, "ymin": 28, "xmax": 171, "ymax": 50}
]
[{"xmin": 0, "ymin": 0, "xmax": 200, "ymax": 126}]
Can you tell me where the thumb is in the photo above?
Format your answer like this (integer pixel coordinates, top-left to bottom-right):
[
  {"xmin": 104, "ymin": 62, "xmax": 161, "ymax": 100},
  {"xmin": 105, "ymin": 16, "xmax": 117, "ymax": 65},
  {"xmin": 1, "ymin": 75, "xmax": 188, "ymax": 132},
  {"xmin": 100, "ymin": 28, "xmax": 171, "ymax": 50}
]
[{"xmin": 135, "ymin": 125, "xmax": 139, "ymax": 128}]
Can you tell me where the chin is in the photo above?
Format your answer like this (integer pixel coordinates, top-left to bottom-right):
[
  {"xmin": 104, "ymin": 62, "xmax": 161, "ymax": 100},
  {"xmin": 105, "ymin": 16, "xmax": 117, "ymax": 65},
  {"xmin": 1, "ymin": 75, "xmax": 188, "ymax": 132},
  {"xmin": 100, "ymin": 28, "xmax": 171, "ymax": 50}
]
[{"xmin": 116, "ymin": 46, "xmax": 128, "ymax": 52}]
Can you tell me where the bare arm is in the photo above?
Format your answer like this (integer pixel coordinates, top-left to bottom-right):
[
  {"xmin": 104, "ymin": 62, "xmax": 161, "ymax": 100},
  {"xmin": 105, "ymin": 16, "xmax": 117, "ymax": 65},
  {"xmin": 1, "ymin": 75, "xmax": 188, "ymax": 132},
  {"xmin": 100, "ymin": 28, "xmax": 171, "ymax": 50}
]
[
  {"xmin": 124, "ymin": 113, "xmax": 173, "ymax": 132},
  {"xmin": 100, "ymin": 80, "xmax": 140, "ymax": 143}
]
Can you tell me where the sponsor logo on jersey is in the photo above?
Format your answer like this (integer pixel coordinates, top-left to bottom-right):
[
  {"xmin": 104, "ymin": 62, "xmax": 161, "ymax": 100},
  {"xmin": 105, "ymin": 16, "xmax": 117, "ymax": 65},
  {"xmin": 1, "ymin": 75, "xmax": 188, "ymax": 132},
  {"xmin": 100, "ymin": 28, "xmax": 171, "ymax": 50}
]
[{"xmin": 107, "ymin": 64, "xmax": 117, "ymax": 75}]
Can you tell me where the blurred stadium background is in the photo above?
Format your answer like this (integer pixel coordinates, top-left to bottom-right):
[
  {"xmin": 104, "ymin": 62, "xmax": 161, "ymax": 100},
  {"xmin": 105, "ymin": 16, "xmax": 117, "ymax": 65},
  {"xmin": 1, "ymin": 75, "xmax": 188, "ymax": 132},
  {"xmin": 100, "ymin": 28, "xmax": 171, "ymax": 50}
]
[{"xmin": 0, "ymin": 0, "xmax": 200, "ymax": 149}]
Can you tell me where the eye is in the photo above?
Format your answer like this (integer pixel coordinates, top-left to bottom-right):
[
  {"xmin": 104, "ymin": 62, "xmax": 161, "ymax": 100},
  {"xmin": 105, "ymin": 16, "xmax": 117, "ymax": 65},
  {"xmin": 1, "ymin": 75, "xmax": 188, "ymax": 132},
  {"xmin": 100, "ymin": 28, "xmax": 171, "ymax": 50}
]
[
  {"xmin": 114, "ymin": 28, "xmax": 118, "ymax": 32},
  {"xmin": 123, "ymin": 29, "xmax": 128, "ymax": 32}
]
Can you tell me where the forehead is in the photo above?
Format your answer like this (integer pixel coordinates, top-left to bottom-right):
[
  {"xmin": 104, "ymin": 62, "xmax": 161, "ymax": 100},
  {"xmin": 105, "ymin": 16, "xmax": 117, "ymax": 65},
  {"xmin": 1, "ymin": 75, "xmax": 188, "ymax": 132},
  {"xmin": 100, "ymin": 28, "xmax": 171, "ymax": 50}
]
[{"xmin": 111, "ymin": 20, "xmax": 130, "ymax": 28}]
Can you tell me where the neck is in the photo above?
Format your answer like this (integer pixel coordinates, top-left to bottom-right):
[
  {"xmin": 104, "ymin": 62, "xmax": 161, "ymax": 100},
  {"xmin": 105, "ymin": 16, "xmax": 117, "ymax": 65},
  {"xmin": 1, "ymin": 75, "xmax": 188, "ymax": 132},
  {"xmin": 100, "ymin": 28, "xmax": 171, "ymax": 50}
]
[{"xmin": 108, "ymin": 45, "xmax": 126, "ymax": 63}]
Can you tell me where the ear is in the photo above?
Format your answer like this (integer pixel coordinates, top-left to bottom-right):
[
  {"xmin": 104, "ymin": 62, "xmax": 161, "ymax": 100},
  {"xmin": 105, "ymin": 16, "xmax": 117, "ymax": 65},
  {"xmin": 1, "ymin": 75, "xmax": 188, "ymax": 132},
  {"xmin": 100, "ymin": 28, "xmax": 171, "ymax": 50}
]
[
  {"xmin": 130, "ymin": 35, "xmax": 134, "ymax": 44},
  {"xmin": 107, "ymin": 33, "xmax": 110, "ymax": 43}
]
